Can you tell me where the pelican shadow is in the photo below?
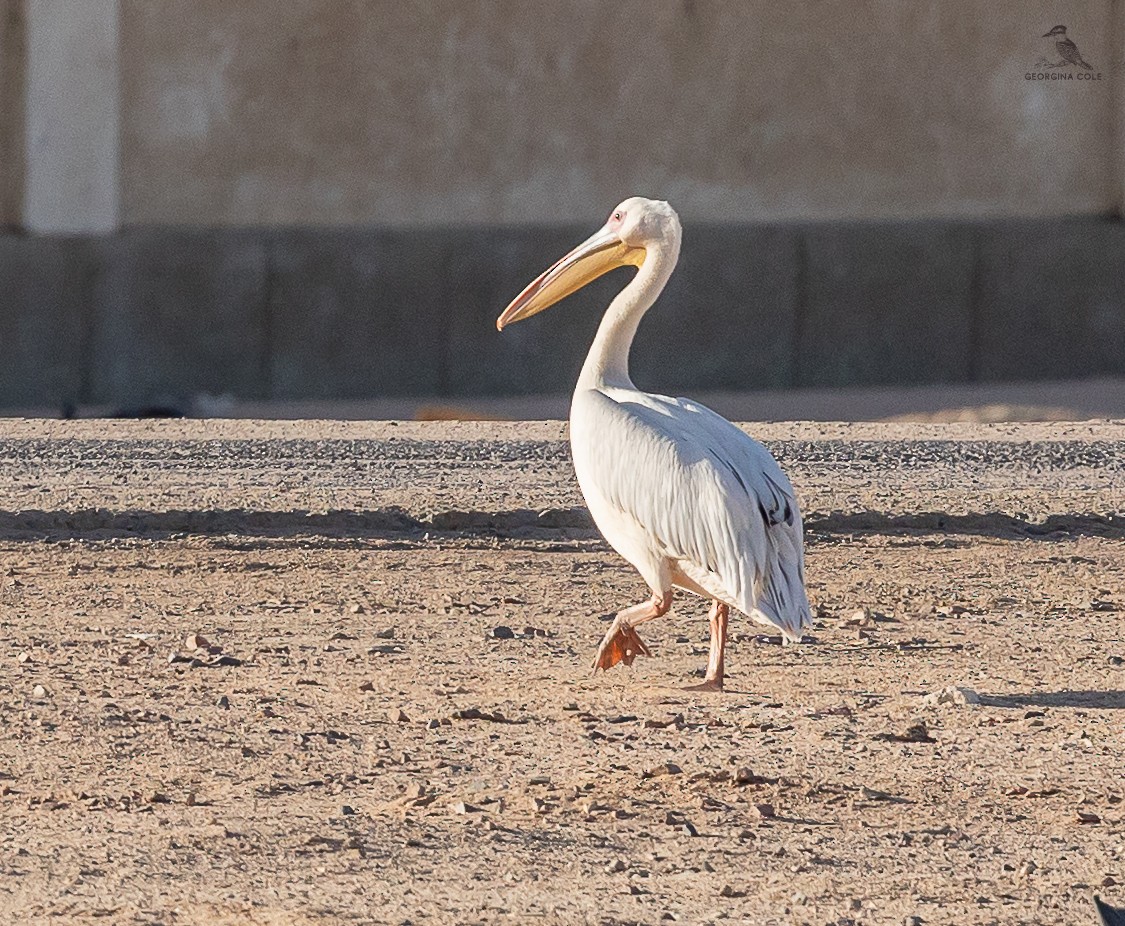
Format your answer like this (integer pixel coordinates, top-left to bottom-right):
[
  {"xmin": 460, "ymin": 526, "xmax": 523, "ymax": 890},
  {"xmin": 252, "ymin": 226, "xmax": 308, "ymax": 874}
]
[{"xmin": 979, "ymin": 690, "xmax": 1125, "ymax": 710}]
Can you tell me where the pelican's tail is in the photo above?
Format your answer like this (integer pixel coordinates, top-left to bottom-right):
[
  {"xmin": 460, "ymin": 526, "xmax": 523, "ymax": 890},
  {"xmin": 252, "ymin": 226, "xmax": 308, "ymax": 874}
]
[
  {"xmin": 751, "ymin": 534, "xmax": 814, "ymax": 644},
  {"xmin": 1078, "ymin": 57, "xmax": 1093, "ymax": 69}
]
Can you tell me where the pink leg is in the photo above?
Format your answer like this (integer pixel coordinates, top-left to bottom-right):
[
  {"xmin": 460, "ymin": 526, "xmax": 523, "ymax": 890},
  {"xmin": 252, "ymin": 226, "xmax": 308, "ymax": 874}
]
[
  {"xmin": 591, "ymin": 591, "xmax": 673, "ymax": 674},
  {"xmin": 686, "ymin": 600, "xmax": 729, "ymax": 691}
]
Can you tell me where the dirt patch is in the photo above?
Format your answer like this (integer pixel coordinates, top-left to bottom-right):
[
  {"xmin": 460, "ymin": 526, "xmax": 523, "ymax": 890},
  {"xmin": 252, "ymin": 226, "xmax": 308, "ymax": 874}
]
[{"xmin": 0, "ymin": 422, "xmax": 1122, "ymax": 925}]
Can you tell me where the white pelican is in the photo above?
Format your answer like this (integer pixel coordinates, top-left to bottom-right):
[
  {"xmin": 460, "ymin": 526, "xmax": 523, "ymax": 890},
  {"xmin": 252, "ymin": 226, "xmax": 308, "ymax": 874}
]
[{"xmin": 497, "ymin": 197, "xmax": 812, "ymax": 690}]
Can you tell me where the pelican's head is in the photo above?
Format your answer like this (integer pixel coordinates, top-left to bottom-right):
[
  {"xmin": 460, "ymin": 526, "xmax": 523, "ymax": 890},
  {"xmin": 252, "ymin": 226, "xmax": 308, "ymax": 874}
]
[
  {"xmin": 497, "ymin": 197, "xmax": 680, "ymax": 330},
  {"xmin": 1043, "ymin": 24, "xmax": 1067, "ymax": 37}
]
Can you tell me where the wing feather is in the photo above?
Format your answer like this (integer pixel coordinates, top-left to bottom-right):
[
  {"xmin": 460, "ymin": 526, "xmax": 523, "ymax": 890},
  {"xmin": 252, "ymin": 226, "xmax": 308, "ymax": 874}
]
[{"xmin": 574, "ymin": 388, "xmax": 812, "ymax": 638}]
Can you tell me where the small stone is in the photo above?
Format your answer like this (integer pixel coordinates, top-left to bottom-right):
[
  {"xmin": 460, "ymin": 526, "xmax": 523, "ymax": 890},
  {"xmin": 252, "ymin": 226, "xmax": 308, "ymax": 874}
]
[
  {"xmin": 426, "ymin": 719, "xmax": 440, "ymax": 729},
  {"xmin": 450, "ymin": 801, "xmax": 482, "ymax": 814},
  {"xmin": 185, "ymin": 633, "xmax": 210, "ymax": 651},
  {"xmin": 349, "ymin": 603, "xmax": 364, "ymax": 614},
  {"xmin": 32, "ymin": 684, "xmax": 47, "ymax": 699},
  {"xmin": 216, "ymin": 695, "xmax": 230, "ymax": 709},
  {"xmin": 375, "ymin": 628, "xmax": 395, "ymax": 639},
  {"xmin": 734, "ymin": 766, "xmax": 758, "ymax": 785},
  {"xmin": 642, "ymin": 762, "xmax": 683, "ymax": 779},
  {"xmin": 876, "ymin": 720, "xmax": 936, "ymax": 743},
  {"xmin": 16, "ymin": 652, "xmax": 30, "ymax": 665},
  {"xmin": 923, "ymin": 685, "xmax": 981, "ymax": 707},
  {"xmin": 358, "ymin": 680, "xmax": 375, "ymax": 692},
  {"xmin": 904, "ymin": 917, "xmax": 924, "ymax": 926},
  {"xmin": 489, "ymin": 626, "xmax": 515, "ymax": 640},
  {"xmin": 680, "ymin": 821, "xmax": 699, "ymax": 836},
  {"xmin": 752, "ymin": 802, "xmax": 776, "ymax": 819},
  {"xmin": 606, "ymin": 858, "xmax": 627, "ymax": 873},
  {"xmin": 1077, "ymin": 810, "xmax": 1101, "ymax": 824},
  {"xmin": 388, "ymin": 708, "xmax": 411, "ymax": 724},
  {"xmin": 719, "ymin": 884, "xmax": 746, "ymax": 898},
  {"xmin": 341, "ymin": 804, "xmax": 355, "ymax": 815}
]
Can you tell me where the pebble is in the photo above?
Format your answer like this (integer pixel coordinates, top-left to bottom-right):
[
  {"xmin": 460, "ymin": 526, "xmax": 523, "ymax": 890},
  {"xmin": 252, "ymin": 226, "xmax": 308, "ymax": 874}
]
[
  {"xmin": 489, "ymin": 626, "xmax": 515, "ymax": 640},
  {"xmin": 16, "ymin": 652, "xmax": 31, "ymax": 665},
  {"xmin": 1077, "ymin": 810, "xmax": 1101, "ymax": 824},
  {"xmin": 184, "ymin": 633, "xmax": 210, "ymax": 651},
  {"xmin": 642, "ymin": 762, "xmax": 683, "ymax": 779},
  {"xmin": 216, "ymin": 695, "xmax": 230, "ymax": 709},
  {"xmin": 341, "ymin": 804, "xmax": 355, "ymax": 815},
  {"xmin": 388, "ymin": 708, "xmax": 411, "ymax": 723},
  {"xmin": 734, "ymin": 766, "xmax": 758, "ymax": 785},
  {"xmin": 32, "ymin": 684, "xmax": 47, "ymax": 698},
  {"xmin": 606, "ymin": 858, "xmax": 627, "ymax": 873},
  {"xmin": 922, "ymin": 685, "xmax": 981, "ymax": 707},
  {"xmin": 752, "ymin": 802, "xmax": 776, "ymax": 819}
]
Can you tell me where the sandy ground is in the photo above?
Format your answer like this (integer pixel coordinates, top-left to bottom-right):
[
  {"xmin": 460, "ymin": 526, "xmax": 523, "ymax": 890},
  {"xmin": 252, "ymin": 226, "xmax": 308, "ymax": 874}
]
[{"xmin": 0, "ymin": 420, "xmax": 1123, "ymax": 926}]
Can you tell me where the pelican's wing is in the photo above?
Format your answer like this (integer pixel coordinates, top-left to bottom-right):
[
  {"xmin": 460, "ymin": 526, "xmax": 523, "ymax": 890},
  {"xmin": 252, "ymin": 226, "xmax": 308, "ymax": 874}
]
[{"xmin": 584, "ymin": 388, "xmax": 812, "ymax": 639}]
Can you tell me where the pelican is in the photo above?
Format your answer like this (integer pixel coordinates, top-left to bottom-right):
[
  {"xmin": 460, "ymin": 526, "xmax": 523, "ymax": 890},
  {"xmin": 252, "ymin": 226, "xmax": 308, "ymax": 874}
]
[{"xmin": 497, "ymin": 197, "xmax": 812, "ymax": 690}]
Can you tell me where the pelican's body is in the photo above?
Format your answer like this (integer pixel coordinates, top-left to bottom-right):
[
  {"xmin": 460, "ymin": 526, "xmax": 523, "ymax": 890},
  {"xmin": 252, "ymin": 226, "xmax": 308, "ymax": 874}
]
[{"xmin": 498, "ymin": 197, "xmax": 812, "ymax": 688}]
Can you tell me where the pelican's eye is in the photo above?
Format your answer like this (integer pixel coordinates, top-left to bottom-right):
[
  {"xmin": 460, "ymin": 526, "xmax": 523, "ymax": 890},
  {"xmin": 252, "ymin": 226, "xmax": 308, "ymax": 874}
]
[{"xmin": 612, "ymin": 211, "xmax": 623, "ymax": 222}]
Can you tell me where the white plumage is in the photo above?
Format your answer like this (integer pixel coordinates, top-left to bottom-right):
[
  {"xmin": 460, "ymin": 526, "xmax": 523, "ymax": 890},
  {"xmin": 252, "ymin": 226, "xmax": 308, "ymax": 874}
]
[
  {"xmin": 571, "ymin": 387, "xmax": 811, "ymax": 640},
  {"xmin": 498, "ymin": 196, "xmax": 812, "ymax": 688}
]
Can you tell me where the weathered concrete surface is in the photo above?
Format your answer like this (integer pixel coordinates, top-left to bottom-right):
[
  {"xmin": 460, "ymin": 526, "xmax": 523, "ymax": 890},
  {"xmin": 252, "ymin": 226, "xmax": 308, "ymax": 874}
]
[
  {"xmin": 88, "ymin": 230, "xmax": 269, "ymax": 404},
  {"xmin": 0, "ymin": 0, "xmax": 24, "ymax": 229},
  {"xmin": 1, "ymin": 218, "xmax": 1122, "ymax": 409},
  {"xmin": 269, "ymin": 228, "xmax": 474, "ymax": 401},
  {"xmin": 23, "ymin": 0, "xmax": 119, "ymax": 233},
  {"xmin": 799, "ymin": 224, "xmax": 976, "ymax": 387},
  {"xmin": 977, "ymin": 219, "xmax": 1125, "ymax": 381},
  {"xmin": 117, "ymin": 1, "xmax": 1122, "ymax": 226},
  {"xmin": 634, "ymin": 226, "xmax": 800, "ymax": 392},
  {"xmin": 0, "ymin": 236, "xmax": 94, "ymax": 407}
]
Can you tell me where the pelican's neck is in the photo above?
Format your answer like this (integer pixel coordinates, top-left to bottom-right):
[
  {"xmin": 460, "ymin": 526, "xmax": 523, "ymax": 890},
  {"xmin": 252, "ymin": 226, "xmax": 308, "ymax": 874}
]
[{"xmin": 576, "ymin": 238, "xmax": 680, "ymax": 393}]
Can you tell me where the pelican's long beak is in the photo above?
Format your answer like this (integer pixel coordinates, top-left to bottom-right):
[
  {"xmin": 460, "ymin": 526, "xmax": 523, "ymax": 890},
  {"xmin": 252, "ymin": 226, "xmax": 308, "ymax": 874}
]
[{"xmin": 496, "ymin": 226, "xmax": 645, "ymax": 330}]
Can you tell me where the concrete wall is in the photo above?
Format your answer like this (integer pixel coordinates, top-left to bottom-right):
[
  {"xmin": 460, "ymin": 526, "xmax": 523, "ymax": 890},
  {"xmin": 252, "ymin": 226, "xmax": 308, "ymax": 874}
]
[
  {"xmin": 116, "ymin": 0, "xmax": 1124, "ymax": 227},
  {"xmin": 0, "ymin": 0, "xmax": 24, "ymax": 228},
  {"xmin": 0, "ymin": 218, "xmax": 1122, "ymax": 410},
  {"xmin": 23, "ymin": 0, "xmax": 120, "ymax": 233},
  {"xmin": 0, "ymin": 2, "xmax": 1122, "ymax": 410}
]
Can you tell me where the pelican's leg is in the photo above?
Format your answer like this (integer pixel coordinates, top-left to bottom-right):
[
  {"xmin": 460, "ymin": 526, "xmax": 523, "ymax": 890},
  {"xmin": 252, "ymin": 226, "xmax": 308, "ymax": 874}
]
[
  {"xmin": 686, "ymin": 600, "xmax": 729, "ymax": 692},
  {"xmin": 591, "ymin": 591, "xmax": 672, "ymax": 674}
]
